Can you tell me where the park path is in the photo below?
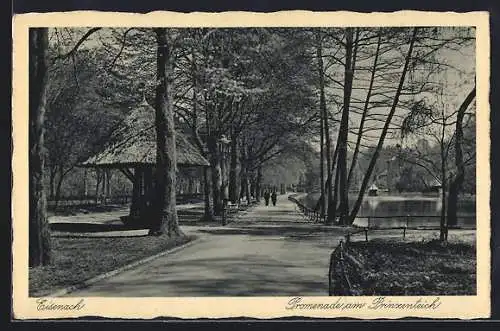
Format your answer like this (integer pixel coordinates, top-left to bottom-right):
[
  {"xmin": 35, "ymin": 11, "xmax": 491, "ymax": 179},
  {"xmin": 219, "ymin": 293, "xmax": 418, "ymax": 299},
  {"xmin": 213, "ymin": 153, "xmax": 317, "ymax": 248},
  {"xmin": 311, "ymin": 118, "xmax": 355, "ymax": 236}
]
[{"xmin": 64, "ymin": 194, "xmax": 348, "ymax": 297}]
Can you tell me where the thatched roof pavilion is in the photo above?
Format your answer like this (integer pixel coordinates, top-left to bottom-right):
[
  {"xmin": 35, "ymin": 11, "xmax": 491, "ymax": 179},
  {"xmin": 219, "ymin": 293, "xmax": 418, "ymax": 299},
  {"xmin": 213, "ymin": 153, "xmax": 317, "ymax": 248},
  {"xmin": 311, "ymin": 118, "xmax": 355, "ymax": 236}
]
[
  {"xmin": 80, "ymin": 100, "xmax": 209, "ymax": 224},
  {"xmin": 80, "ymin": 100, "xmax": 209, "ymax": 168}
]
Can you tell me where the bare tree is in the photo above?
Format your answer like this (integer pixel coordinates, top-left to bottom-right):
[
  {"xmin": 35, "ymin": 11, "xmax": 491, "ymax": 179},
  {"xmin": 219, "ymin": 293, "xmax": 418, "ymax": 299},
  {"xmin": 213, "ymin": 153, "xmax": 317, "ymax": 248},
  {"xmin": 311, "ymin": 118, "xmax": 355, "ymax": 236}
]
[
  {"xmin": 315, "ymin": 29, "xmax": 332, "ymax": 218},
  {"xmin": 447, "ymin": 87, "xmax": 476, "ymax": 228},
  {"xmin": 399, "ymin": 86, "xmax": 476, "ymax": 241},
  {"xmin": 349, "ymin": 28, "xmax": 419, "ymax": 222}
]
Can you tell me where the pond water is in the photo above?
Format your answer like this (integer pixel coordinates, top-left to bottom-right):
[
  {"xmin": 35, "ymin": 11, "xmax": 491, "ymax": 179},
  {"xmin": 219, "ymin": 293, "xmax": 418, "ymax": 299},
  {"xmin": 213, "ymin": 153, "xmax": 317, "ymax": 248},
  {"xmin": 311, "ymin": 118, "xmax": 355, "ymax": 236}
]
[{"xmin": 301, "ymin": 192, "xmax": 476, "ymax": 228}]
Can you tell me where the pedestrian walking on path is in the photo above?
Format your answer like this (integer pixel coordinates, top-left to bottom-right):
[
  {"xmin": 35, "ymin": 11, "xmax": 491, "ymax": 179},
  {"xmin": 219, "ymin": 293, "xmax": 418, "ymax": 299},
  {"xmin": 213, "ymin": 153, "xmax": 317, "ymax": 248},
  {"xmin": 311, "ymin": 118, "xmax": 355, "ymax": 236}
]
[
  {"xmin": 271, "ymin": 191, "xmax": 277, "ymax": 206},
  {"xmin": 264, "ymin": 190, "xmax": 270, "ymax": 206}
]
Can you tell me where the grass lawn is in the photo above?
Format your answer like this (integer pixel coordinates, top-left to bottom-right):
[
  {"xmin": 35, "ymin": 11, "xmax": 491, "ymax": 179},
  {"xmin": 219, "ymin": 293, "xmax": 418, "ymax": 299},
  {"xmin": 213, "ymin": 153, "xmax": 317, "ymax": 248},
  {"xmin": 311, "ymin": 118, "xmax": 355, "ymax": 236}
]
[
  {"xmin": 342, "ymin": 238, "xmax": 476, "ymax": 296},
  {"xmin": 29, "ymin": 234, "xmax": 195, "ymax": 297}
]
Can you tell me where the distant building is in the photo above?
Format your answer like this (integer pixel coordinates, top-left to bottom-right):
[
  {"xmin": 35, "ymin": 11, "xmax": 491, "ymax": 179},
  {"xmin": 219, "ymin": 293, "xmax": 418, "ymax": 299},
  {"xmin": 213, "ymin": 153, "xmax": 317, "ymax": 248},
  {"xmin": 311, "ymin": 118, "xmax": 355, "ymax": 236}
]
[
  {"xmin": 428, "ymin": 179, "xmax": 442, "ymax": 194},
  {"xmin": 377, "ymin": 169, "xmax": 389, "ymax": 191},
  {"xmin": 368, "ymin": 183, "xmax": 379, "ymax": 196}
]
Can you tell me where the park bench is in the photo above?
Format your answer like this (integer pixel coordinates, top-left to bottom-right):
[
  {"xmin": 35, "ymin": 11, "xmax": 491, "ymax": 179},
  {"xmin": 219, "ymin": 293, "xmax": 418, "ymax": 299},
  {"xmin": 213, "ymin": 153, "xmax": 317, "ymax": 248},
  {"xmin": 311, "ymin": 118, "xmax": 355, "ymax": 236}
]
[
  {"xmin": 238, "ymin": 198, "xmax": 249, "ymax": 209},
  {"xmin": 348, "ymin": 216, "xmax": 411, "ymax": 242},
  {"xmin": 220, "ymin": 199, "xmax": 242, "ymax": 225},
  {"xmin": 226, "ymin": 201, "xmax": 240, "ymax": 214}
]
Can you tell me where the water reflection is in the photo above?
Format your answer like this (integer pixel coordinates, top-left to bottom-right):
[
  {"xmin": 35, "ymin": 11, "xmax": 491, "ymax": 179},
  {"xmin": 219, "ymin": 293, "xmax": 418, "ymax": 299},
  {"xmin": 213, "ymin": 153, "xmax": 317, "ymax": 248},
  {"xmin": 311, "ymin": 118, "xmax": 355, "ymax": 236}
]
[{"xmin": 303, "ymin": 193, "xmax": 476, "ymax": 228}]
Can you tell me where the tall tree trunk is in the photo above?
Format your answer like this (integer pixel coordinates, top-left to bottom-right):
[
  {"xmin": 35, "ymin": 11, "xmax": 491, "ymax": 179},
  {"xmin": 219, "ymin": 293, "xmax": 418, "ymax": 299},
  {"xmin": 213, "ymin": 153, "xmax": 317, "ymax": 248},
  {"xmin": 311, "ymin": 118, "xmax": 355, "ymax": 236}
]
[
  {"xmin": 250, "ymin": 172, "xmax": 256, "ymax": 199},
  {"xmin": 349, "ymin": 28, "xmax": 418, "ymax": 223},
  {"xmin": 439, "ymin": 105, "xmax": 448, "ymax": 242},
  {"xmin": 440, "ymin": 155, "xmax": 447, "ymax": 241},
  {"xmin": 246, "ymin": 163, "xmax": 252, "ymax": 202},
  {"xmin": 319, "ymin": 108, "xmax": 325, "ymax": 216},
  {"xmin": 240, "ymin": 171, "xmax": 247, "ymax": 201},
  {"xmin": 240, "ymin": 144, "xmax": 252, "ymax": 203},
  {"xmin": 208, "ymin": 136, "xmax": 223, "ymax": 216},
  {"xmin": 130, "ymin": 167, "xmax": 142, "ymax": 217},
  {"xmin": 327, "ymin": 144, "xmax": 340, "ymax": 224},
  {"xmin": 29, "ymin": 28, "xmax": 51, "ymax": 267},
  {"xmin": 447, "ymin": 87, "xmax": 476, "ymax": 227},
  {"xmin": 220, "ymin": 142, "xmax": 229, "ymax": 202},
  {"xmin": 337, "ymin": 28, "xmax": 354, "ymax": 225},
  {"xmin": 239, "ymin": 162, "xmax": 247, "ymax": 200},
  {"xmin": 347, "ymin": 30, "xmax": 382, "ymax": 189},
  {"xmin": 49, "ymin": 167, "xmax": 56, "ymax": 200},
  {"xmin": 331, "ymin": 156, "xmax": 341, "ymax": 224},
  {"xmin": 324, "ymin": 111, "xmax": 332, "ymax": 216},
  {"xmin": 203, "ymin": 166, "xmax": 213, "ymax": 221},
  {"xmin": 316, "ymin": 135, "xmax": 341, "ymax": 223},
  {"xmin": 53, "ymin": 166, "xmax": 65, "ymax": 212},
  {"xmin": 229, "ymin": 133, "xmax": 240, "ymax": 203},
  {"xmin": 316, "ymin": 31, "xmax": 331, "ymax": 217},
  {"xmin": 239, "ymin": 138, "xmax": 246, "ymax": 201},
  {"xmin": 83, "ymin": 168, "xmax": 88, "ymax": 198},
  {"xmin": 150, "ymin": 28, "xmax": 181, "ymax": 237},
  {"xmin": 256, "ymin": 166, "xmax": 262, "ymax": 202}
]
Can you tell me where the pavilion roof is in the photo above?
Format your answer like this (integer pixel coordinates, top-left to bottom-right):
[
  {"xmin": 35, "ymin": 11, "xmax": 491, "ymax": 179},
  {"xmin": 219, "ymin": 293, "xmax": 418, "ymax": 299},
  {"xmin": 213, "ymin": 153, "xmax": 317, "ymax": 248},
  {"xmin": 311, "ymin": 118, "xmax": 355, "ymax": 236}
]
[{"xmin": 80, "ymin": 100, "xmax": 209, "ymax": 168}]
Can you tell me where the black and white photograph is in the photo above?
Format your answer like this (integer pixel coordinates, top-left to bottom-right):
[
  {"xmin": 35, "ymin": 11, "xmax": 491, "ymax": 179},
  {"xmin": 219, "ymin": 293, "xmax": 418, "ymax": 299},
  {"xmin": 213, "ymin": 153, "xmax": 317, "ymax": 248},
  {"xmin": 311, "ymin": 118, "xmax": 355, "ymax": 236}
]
[{"xmin": 13, "ymin": 10, "xmax": 490, "ymax": 319}]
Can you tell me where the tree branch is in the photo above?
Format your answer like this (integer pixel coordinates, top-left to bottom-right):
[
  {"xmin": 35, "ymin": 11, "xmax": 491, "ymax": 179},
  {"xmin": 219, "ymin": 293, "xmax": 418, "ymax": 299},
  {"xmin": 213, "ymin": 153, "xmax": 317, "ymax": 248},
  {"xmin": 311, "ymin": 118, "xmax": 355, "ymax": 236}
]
[{"xmin": 56, "ymin": 28, "xmax": 102, "ymax": 60}]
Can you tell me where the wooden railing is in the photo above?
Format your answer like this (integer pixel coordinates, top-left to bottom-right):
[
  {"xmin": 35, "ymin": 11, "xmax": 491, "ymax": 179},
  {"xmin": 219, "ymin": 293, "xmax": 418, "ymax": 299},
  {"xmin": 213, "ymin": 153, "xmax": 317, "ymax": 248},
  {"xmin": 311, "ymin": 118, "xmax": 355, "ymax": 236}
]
[
  {"xmin": 47, "ymin": 195, "xmax": 132, "ymax": 207},
  {"xmin": 328, "ymin": 215, "xmax": 476, "ymax": 295},
  {"xmin": 328, "ymin": 239, "xmax": 353, "ymax": 296},
  {"xmin": 352, "ymin": 215, "xmax": 476, "ymax": 236},
  {"xmin": 328, "ymin": 228, "xmax": 390, "ymax": 296},
  {"xmin": 47, "ymin": 193, "xmax": 206, "ymax": 208},
  {"xmin": 288, "ymin": 195, "xmax": 326, "ymax": 223}
]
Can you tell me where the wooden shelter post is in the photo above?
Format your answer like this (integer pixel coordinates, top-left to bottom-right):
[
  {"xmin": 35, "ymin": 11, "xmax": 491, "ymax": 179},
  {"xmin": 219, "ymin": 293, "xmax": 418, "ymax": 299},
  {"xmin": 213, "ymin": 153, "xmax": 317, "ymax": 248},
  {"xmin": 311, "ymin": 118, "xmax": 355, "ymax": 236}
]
[
  {"xmin": 143, "ymin": 166, "xmax": 154, "ymax": 209},
  {"xmin": 131, "ymin": 167, "xmax": 144, "ymax": 217}
]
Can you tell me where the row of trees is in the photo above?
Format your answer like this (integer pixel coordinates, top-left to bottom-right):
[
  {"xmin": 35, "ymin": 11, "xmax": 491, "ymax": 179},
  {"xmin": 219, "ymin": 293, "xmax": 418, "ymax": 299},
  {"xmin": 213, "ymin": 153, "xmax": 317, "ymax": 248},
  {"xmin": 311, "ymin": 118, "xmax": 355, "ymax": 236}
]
[
  {"xmin": 299, "ymin": 135, "xmax": 476, "ymax": 196},
  {"xmin": 29, "ymin": 26, "xmax": 476, "ymax": 266},
  {"xmin": 29, "ymin": 27, "xmax": 321, "ymax": 266},
  {"xmin": 311, "ymin": 27, "xmax": 476, "ymax": 241},
  {"xmin": 92, "ymin": 28, "xmax": 319, "ymax": 220}
]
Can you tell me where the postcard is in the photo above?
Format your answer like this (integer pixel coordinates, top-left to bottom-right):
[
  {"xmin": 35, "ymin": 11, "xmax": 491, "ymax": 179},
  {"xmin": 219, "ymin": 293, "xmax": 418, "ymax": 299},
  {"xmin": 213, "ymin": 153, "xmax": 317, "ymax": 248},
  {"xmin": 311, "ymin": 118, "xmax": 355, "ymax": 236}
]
[{"xmin": 12, "ymin": 10, "xmax": 490, "ymax": 319}]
